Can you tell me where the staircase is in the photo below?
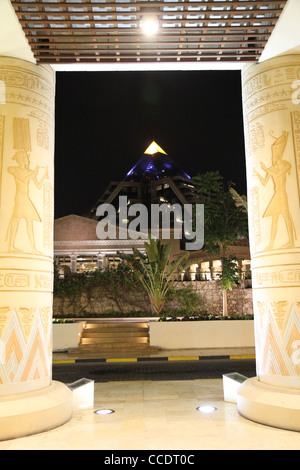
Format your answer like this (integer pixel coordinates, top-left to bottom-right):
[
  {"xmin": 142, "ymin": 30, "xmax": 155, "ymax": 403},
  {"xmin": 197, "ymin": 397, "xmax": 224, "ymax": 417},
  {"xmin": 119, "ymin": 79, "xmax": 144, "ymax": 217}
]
[{"xmin": 77, "ymin": 321, "xmax": 152, "ymax": 355}]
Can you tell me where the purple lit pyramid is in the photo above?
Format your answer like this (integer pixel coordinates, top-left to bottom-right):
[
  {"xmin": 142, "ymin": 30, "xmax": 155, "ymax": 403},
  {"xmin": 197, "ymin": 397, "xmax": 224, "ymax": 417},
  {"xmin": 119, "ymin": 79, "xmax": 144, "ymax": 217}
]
[{"xmin": 123, "ymin": 141, "xmax": 191, "ymax": 182}]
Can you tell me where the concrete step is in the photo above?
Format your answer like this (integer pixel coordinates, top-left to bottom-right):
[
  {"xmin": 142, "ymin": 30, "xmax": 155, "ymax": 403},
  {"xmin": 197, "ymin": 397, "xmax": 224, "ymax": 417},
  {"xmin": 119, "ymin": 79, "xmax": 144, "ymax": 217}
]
[
  {"xmin": 84, "ymin": 322, "xmax": 148, "ymax": 329},
  {"xmin": 83, "ymin": 331, "xmax": 148, "ymax": 339},
  {"xmin": 79, "ymin": 321, "xmax": 150, "ymax": 351},
  {"xmin": 78, "ymin": 342, "xmax": 150, "ymax": 351},
  {"xmin": 81, "ymin": 337, "xmax": 148, "ymax": 345}
]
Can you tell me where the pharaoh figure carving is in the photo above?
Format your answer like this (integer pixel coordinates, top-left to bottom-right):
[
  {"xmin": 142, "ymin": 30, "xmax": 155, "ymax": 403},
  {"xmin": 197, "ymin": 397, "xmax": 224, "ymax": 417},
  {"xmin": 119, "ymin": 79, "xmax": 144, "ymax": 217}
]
[
  {"xmin": 254, "ymin": 131, "xmax": 295, "ymax": 250},
  {"xmin": 6, "ymin": 118, "xmax": 48, "ymax": 254}
]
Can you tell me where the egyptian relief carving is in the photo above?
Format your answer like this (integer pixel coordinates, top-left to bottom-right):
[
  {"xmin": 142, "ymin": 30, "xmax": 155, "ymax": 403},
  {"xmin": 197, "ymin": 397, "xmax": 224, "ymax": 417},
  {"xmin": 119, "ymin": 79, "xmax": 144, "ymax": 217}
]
[
  {"xmin": 256, "ymin": 300, "xmax": 267, "ymax": 330},
  {"xmin": 7, "ymin": 118, "xmax": 49, "ymax": 254},
  {"xmin": 291, "ymin": 111, "xmax": 300, "ymax": 204},
  {"xmin": 0, "ymin": 58, "xmax": 54, "ymax": 391},
  {"xmin": 270, "ymin": 300, "xmax": 289, "ymax": 334},
  {"xmin": 0, "ymin": 80, "xmax": 5, "ymax": 104},
  {"xmin": 253, "ymin": 131, "xmax": 296, "ymax": 250},
  {"xmin": 249, "ymin": 122, "xmax": 265, "ymax": 153},
  {"xmin": 18, "ymin": 307, "xmax": 35, "ymax": 339},
  {"xmin": 249, "ymin": 186, "xmax": 261, "ymax": 250},
  {"xmin": 43, "ymin": 181, "xmax": 53, "ymax": 250},
  {"xmin": 257, "ymin": 300, "xmax": 289, "ymax": 334},
  {"xmin": 0, "ymin": 114, "xmax": 5, "ymax": 209},
  {"xmin": 37, "ymin": 121, "xmax": 49, "ymax": 150},
  {"xmin": 0, "ymin": 306, "xmax": 10, "ymax": 337}
]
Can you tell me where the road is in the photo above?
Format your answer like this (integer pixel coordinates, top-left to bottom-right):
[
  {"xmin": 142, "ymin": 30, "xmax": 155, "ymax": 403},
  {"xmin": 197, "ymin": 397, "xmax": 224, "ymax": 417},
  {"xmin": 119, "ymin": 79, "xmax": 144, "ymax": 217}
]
[{"xmin": 52, "ymin": 357, "xmax": 256, "ymax": 384}]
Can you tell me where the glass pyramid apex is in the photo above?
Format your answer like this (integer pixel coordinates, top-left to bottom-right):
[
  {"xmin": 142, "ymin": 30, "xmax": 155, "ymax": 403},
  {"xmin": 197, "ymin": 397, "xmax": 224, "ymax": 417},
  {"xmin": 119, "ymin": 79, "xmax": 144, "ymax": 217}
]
[{"xmin": 144, "ymin": 141, "xmax": 167, "ymax": 155}]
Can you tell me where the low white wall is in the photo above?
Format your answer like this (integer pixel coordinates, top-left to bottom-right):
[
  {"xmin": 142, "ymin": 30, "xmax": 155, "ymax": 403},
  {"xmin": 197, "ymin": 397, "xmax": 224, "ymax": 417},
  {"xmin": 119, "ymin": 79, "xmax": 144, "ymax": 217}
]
[
  {"xmin": 53, "ymin": 322, "xmax": 84, "ymax": 351},
  {"xmin": 52, "ymin": 319, "xmax": 255, "ymax": 352},
  {"xmin": 149, "ymin": 320, "xmax": 255, "ymax": 350}
]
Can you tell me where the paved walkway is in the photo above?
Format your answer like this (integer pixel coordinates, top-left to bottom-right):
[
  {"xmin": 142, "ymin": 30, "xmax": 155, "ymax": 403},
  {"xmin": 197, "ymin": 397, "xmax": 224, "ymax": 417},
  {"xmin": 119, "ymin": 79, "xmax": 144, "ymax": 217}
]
[
  {"xmin": 1, "ymin": 377, "xmax": 300, "ymax": 450},
  {"xmin": 1, "ymin": 347, "xmax": 300, "ymax": 450}
]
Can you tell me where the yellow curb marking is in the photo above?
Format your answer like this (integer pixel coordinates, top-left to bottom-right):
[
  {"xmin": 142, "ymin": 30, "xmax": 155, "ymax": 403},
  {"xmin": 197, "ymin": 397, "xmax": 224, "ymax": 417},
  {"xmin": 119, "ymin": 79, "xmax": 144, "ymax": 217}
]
[{"xmin": 230, "ymin": 355, "xmax": 256, "ymax": 360}]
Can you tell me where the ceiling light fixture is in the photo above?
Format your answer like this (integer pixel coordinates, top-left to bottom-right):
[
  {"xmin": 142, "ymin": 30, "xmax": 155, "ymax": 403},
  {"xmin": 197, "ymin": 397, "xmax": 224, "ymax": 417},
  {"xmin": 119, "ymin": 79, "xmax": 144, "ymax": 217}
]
[{"xmin": 141, "ymin": 15, "xmax": 159, "ymax": 36}]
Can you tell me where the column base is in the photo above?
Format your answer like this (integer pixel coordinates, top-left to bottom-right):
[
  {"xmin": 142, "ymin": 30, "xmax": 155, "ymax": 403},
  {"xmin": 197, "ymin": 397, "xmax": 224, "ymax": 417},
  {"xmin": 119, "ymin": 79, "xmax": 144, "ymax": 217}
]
[
  {"xmin": 237, "ymin": 377, "xmax": 300, "ymax": 432},
  {"xmin": 0, "ymin": 381, "xmax": 73, "ymax": 441}
]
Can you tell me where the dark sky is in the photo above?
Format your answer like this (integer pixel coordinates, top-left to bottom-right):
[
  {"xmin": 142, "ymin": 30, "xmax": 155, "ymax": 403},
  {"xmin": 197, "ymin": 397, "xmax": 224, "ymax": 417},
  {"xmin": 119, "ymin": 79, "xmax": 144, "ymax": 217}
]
[{"xmin": 54, "ymin": 70, "xmax": 247, "ymax": 219}]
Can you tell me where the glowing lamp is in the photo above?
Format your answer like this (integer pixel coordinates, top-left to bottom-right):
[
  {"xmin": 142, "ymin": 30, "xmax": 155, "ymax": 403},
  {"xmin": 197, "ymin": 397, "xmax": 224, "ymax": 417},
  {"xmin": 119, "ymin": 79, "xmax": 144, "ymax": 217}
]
[{"xmin": 141, "ymin": 15, "xmax": 159, "ymax": 36}]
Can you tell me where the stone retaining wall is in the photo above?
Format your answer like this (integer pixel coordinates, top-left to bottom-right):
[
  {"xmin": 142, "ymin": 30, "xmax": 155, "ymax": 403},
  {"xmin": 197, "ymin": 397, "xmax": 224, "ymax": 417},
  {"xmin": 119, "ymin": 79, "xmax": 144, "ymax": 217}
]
[
  {"xmin": 179, "ymin": 281, "xmax": 253, "ymax": 316},
  {"xmin": 53, "ymin": 281, "xmax": 253, "ymax": 317}
]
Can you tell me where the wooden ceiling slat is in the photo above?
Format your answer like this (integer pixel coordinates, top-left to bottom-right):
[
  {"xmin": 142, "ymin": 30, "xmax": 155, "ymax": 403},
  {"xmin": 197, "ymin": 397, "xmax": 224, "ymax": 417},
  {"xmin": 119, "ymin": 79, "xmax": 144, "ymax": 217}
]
[
  {"xmin": 30, "ymin": 46, "xmax": 265, "ymax": 53},
  {"xmin": 14, "ymin": 9, "xmax": 283, "ymax": 17},
  {"xmin": 25, "ymin": 32, "xmax": 272, "ymax": 39},
  {"xmin": 18, "ymin": 25, "xmax": 276, "ymax": 33},
  {"xmin": 10, "ymin": 0, "xmax": 287, "ymax": 64},
  {"xmin": 36, "ymin": 52, "xmax": 260, "ymax": 59},
  {"xmin": 29, "ymin": 39, "xmax": 268, "ymax": 46},
  {"xmin": 11, "ymin": 1, "xmax": 287, "ymax": 7}
]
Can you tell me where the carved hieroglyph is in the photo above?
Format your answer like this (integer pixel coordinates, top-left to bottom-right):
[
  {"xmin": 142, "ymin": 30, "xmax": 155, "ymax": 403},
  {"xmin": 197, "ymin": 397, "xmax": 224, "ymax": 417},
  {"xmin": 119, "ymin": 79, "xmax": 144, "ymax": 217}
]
[
  {"xmin": 242, "ymin": 55, "xmax": 300, "ymax": 389},
  {"xmin": 0, "ymin": 57, "xmax": 54, "ymax": 394}
]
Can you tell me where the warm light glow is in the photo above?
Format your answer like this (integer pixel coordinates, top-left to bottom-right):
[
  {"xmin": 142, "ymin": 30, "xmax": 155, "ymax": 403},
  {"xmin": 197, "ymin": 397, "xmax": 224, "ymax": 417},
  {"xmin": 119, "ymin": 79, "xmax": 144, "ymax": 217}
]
[
  {"xmin": 144, "ymin": 141, "xmax": 167, "ymax": 155},
  {"xmin": 141, "ymin": 15, "xmax": 158, "ymax": 36}
]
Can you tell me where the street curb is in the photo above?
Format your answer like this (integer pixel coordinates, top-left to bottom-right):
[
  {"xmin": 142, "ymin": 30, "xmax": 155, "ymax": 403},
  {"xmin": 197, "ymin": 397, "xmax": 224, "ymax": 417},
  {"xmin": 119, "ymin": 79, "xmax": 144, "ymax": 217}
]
[{"xmin": 53, "ymin": 354, "xmax": 255, "ymax": 364}]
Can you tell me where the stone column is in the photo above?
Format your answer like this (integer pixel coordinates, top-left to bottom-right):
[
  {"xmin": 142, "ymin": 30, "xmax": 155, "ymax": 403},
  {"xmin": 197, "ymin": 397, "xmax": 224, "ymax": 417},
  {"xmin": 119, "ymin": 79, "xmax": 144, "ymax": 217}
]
[
  {"xmin": 0, "ymin": 56, "xmax": 72, "ymax": 440},
  {"xmin": 70, "ymin": 253, "xmax": 78, "ymax": 273},
  {"xmin": 97, "ymin": 252, "xmax": 106, "ymax": 270},
  {"xmin": 237, "ymin": 54, "xmax": 300, "ymax": 431}
]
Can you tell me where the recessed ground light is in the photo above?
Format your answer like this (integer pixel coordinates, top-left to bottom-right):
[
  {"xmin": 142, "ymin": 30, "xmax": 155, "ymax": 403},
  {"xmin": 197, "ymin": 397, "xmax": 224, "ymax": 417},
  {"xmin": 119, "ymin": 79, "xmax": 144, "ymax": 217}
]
[
  {"xmin": 196, "ymin": 405, "xmax": 217, "ymax": 414},
  {"xmin": 95, "ymin": 409, "xmax": 115, "ymax": 415}
]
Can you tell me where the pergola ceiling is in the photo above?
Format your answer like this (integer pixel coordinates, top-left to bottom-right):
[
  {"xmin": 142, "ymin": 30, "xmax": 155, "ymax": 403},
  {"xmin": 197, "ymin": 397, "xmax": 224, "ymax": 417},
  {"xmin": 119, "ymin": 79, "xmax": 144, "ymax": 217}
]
[{"xmin": 11, "ymin": 0, "xmax": 287, "ymax": 65}]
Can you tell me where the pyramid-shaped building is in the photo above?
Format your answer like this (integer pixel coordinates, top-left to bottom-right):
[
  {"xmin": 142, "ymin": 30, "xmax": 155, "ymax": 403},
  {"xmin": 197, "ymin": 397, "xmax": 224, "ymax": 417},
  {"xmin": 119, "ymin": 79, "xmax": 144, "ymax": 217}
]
[
  {"xmin": 56, "ymin": 142, "xmax": 250, "ymax": 275},
  {"xmin": 123, "ymin": 141, "xmax": 191, "ymax": 183},
  {"xmin": 89, "ymin": 141, "xmax": 195, "ymax": 218}
]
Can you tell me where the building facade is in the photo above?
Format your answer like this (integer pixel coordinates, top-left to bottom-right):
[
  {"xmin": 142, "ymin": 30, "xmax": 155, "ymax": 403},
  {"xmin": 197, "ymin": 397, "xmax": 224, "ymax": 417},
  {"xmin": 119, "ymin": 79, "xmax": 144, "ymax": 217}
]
[{"xmin": 54, "ymin": 141, "xmax": 251, "ymax": 282}]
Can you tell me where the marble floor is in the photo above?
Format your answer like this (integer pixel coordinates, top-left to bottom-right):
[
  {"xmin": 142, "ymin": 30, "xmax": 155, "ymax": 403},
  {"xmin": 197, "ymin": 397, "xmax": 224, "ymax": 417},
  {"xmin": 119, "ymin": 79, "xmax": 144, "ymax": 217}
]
[{"xmin": 1, "ymin": 378, "xmax": 300, "ymax": 450}]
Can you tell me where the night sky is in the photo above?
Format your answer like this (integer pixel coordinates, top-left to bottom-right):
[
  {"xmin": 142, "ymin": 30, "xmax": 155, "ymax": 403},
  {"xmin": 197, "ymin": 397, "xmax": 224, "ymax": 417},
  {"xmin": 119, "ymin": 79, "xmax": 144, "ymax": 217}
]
[{"xmin": 54, "ymin": 70, "xmax": 247, "ymax": 219}]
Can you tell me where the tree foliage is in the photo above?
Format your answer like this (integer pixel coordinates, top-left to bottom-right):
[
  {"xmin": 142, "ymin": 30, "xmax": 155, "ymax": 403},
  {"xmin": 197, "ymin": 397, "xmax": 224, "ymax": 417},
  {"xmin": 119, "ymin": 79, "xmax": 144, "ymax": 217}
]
[
  {"xmin": 193, "ymin": 171, "xmax": 248, "ymax": 315},
  {"xmin": 193, "ymin": 171, "xmax": 248, "ymax": 256},
  {"xmin": 217, "ymin": 256, "xmax": 242, "ymax": 292}
]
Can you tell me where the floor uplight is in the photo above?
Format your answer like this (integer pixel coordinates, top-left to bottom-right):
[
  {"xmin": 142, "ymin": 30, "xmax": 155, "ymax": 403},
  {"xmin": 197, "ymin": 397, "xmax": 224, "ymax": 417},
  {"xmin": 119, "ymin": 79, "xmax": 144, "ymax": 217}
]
[
  {"xmin": 196, "ymin": 405, "xmax": 217, "ymax": 414},
  {"xmin": 95, "ymin": 409, "xmax": 115, "ymax": 415}
]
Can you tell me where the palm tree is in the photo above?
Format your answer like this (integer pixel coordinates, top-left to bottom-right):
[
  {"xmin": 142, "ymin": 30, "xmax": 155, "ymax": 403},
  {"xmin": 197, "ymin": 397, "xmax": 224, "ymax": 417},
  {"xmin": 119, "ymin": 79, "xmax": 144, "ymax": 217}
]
[{"xmin": 119, "ymin": 236, "xmax": 192, "ymax": 314}]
